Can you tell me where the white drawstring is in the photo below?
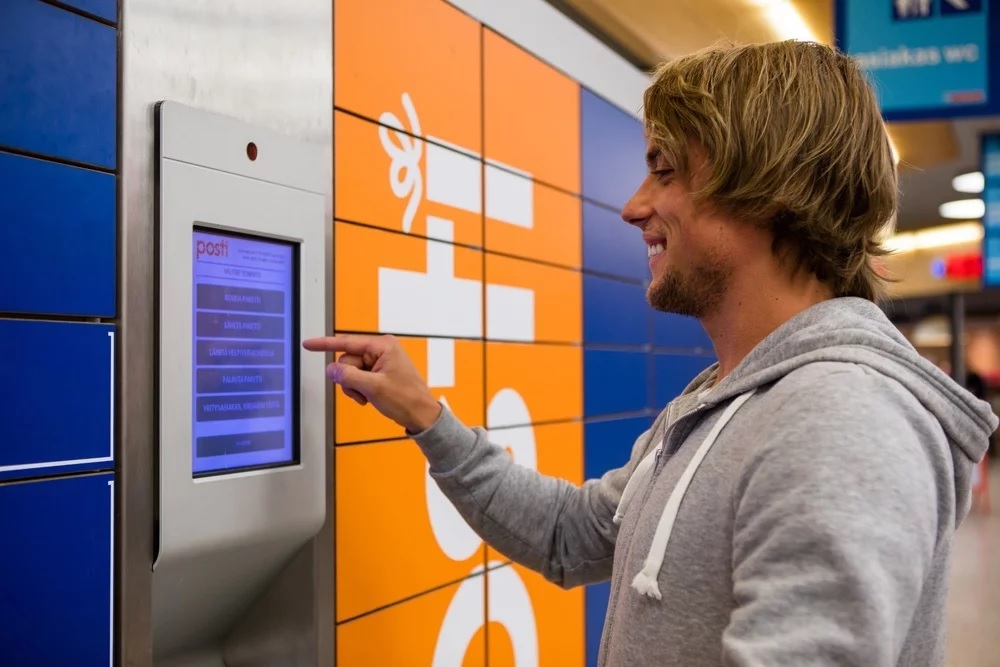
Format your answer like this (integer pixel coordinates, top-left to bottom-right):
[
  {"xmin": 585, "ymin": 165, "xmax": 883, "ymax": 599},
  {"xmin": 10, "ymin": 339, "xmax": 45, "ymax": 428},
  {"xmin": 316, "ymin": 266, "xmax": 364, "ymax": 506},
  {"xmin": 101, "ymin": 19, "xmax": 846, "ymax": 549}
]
[
  {"xmin": 629, "ymin": 390, "xmax": 757, "ymax": 600},
  {"xmin": 613, "ymin": 444, "xmax": 661, "ymax": 525}
]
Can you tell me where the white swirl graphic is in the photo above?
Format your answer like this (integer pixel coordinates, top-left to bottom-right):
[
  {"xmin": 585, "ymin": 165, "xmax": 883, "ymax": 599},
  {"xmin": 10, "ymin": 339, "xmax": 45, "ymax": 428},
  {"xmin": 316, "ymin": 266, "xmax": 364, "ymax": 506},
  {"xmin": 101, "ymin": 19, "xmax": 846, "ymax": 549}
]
[
  {"xmin": 425, "ymin": 396, "xmax": 482, "ymax": 561},
  {"xmin": 378, "ymin": 92, "xmax": 423, "ymax": 233},
  {"xmin": 486, "ymin": 564, "xmax": 539, "ymax": 667},
  {"xmin": 486, "ymin": 389, "xmax": 538, "ymax": 471},
  {"xmin": 432, "ymin": 562, "xmax": 539, "ymax": 667}
]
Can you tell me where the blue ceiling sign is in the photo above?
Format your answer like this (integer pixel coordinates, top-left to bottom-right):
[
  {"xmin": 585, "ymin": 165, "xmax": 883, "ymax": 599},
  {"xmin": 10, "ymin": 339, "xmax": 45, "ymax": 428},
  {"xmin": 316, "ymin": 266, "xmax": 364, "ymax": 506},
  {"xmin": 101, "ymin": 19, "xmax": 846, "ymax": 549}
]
[
  {"xmin": 835, "ymin": 0, "xmax": 998, "ymax": 121},
  {"xmin": 981, "ymin": 133, "xmax": 1000, "ymax": 288}
]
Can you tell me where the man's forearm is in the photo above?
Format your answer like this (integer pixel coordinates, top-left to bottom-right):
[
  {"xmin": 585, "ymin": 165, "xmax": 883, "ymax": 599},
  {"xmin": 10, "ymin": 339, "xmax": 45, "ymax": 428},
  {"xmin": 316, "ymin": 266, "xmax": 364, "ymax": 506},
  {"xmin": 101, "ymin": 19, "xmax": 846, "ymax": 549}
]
[{"xmin": 411, "ymin": 403, "xmax": 620, "ymax": 588}]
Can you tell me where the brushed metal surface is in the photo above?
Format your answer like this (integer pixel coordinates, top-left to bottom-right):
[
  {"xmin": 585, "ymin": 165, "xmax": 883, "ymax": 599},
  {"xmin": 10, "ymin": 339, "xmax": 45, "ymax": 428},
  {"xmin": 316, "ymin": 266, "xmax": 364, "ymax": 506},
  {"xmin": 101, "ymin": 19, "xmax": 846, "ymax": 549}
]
[
  {"xmin": 223, "ymin": 543, "xmax": 318, "ymax": 667},
  {"xmin": 153, "ymin": 111, "xmax": 326, "ymax": 570},
  {"xmin": 152, "ymin": 129, "xmax": 326, "ymax": 659},
  {"xmin": 119, "ymin": 0, "xmax": 332, "ymax": 663}
]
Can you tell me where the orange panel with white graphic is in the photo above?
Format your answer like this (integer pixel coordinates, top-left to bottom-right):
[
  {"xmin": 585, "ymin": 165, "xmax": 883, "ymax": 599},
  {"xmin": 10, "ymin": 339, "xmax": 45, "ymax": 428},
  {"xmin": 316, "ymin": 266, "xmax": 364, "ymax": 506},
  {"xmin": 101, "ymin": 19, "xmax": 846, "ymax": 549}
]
[
  {"xmin": 335, "ymin": 440, "xmax": 487, "ymax": 621},
  {"xmin": 337, "ymin": 575, "xmax": 487, "ymax": 666},
  {"xmin": 483, "ymin": 30, "xmax": 581, "ymax": 194},
  {"xmin": 484, "ymin": 174, "xmax": 582, "ymax": 269},
  {"xmin": 335, "ymin": 111, "xmax": 483, "ymax": 247},
  {"xmin": 334, "ymin": 0, "xmax": 481, "ymax": 152},
  {"xmin": 486, "ymin": 342, "xmax": 583, "ymax": 427},
  {"xmin": 334, "ymin": 221, "xmax": 483, "ymax": 336},
  {"xmin": 335, "ymin": 336, "xmax": 484, "ymax": 444},
  {"xmin": 486, "ymin": 564, "xmax": 586, "ymax": 667},
  {"xmin": 484, "ymin": 420, "xmax": 583, "ymax": 566},
  {"xmin": 485, "ymin": 253, "xmax": 581, "ymax": 345}
]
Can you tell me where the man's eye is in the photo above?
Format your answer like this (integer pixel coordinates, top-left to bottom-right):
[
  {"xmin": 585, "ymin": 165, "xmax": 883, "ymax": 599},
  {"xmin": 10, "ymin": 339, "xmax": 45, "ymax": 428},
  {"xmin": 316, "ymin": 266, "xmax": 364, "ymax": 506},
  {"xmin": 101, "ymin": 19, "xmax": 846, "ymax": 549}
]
[{"xmin": 652, "ymin": 169, "xmax": 674, "ymax": 180}]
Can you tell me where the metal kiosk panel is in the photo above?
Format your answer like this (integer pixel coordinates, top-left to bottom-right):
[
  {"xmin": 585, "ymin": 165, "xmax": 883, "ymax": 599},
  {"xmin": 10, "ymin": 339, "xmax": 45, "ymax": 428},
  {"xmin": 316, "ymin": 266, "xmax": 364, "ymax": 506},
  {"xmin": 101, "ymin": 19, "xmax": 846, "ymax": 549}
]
[{"xmin": 153, "ymin": 101, "xmax": 326, "ymax": 663}]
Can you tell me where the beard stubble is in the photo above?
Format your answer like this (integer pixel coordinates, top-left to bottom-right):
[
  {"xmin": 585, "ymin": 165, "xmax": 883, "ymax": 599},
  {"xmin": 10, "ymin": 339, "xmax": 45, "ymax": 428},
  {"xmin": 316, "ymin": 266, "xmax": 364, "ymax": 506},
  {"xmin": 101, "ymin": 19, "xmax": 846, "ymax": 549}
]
[{"xmin": 646, "ymin": 258, "xmax": 731, "ymax": 319}]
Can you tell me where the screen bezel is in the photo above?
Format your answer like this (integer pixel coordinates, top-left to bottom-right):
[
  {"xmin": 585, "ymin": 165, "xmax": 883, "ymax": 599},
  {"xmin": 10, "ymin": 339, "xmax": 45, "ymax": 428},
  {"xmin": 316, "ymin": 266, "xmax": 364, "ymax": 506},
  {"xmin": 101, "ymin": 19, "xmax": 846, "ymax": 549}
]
[
  {"xmin": 190, "ymin": 225, "xmax": 302, "ymax": 478},
  {"xmin": 154, "ymin": 100, "xmax": 327, "ymax": 572}
]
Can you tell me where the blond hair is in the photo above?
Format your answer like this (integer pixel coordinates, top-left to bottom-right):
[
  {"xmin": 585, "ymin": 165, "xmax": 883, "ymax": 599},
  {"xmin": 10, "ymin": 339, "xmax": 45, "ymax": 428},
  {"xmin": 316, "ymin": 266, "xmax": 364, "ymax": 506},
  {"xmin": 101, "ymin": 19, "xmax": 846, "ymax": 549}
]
[{"xmin": 642, "ymin": 40, "xmax": 898, "ymax": 301}]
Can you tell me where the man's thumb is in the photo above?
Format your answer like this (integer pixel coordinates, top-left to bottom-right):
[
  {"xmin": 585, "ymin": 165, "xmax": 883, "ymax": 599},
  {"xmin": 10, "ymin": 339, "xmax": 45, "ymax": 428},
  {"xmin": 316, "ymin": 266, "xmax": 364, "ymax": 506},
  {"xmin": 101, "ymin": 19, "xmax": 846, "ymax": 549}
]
[{"xmin": 327, "ymin": 362, "xmax": 379, "ymax": 397}]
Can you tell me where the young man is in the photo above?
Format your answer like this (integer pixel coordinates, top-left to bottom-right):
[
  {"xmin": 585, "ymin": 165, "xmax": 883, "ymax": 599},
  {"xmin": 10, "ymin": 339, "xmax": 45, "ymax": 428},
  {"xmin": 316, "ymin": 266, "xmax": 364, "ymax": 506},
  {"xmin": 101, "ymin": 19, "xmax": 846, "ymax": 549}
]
[{"xmin": 305, "ymin": 41, "xmax": 997, "ymax": 665}]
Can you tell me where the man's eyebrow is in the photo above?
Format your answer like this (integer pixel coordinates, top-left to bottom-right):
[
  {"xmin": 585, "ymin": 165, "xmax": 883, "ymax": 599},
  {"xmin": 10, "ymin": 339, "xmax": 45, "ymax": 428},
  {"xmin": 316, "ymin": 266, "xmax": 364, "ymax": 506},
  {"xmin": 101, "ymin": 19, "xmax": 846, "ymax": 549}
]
[{"xmin": 645, "ymin": 147, "xmax": 660, "ymax": 167}]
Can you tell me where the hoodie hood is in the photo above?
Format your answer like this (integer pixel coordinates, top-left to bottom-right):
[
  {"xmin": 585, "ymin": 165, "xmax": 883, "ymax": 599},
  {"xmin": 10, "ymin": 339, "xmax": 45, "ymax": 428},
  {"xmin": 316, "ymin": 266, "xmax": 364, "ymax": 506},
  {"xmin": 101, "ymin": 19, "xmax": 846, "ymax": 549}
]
[{"xmin": 693, "ymin": 296, "xmax": 997, "ymax": 516}]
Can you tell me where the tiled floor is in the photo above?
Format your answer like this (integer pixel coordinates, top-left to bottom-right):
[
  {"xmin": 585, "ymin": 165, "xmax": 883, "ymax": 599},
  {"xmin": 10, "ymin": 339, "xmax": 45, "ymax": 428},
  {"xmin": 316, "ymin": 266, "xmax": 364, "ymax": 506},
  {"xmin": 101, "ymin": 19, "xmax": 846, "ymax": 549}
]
[{"xmin": 946, "ymin": 462, "xmax": 999, "ymax": 667}]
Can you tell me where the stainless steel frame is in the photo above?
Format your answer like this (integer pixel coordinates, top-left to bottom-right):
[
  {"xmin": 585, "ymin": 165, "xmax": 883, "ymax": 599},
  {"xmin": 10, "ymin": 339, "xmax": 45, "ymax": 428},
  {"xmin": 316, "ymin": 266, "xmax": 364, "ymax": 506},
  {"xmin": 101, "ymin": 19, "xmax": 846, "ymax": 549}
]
[{"xmin": 118, "ymin": 1, "xmax": 333, "ymax": 664}]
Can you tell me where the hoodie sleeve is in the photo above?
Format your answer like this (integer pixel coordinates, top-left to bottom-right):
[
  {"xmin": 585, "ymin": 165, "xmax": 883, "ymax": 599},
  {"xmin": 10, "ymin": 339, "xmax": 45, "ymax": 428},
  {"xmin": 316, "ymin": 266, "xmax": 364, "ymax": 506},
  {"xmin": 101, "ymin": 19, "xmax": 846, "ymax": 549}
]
[
  {"xmin": 722, "ymin": 367, "xmax": 941, "ymax": 666},
  {"xmin": 410, "ymin": 402, "xmax": 652, "ymax": 588}
]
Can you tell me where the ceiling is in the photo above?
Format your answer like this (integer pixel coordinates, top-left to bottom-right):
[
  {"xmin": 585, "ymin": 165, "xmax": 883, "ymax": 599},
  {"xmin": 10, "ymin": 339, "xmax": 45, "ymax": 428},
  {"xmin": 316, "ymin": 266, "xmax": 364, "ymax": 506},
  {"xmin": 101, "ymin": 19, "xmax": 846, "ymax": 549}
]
[{"xmin": 548, "ymin": 0, "xmax": 1000, "ymax": 233}]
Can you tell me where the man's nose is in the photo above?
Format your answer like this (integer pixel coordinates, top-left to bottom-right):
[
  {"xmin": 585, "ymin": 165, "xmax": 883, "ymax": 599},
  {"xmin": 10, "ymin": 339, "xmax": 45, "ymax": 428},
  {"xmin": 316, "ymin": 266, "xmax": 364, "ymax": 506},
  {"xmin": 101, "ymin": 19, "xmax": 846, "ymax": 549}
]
[{"xmin": 621, "ymin": 180, "xmax": 652, "ymax": 229}]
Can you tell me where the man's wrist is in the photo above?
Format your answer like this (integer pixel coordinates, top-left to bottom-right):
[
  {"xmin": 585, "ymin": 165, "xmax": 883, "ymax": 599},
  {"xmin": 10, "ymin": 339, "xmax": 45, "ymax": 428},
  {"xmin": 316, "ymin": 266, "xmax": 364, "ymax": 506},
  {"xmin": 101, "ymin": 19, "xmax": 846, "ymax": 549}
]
[{"xmin": 405, "ymin": 398, "xmax": 443, "ymax": 435}]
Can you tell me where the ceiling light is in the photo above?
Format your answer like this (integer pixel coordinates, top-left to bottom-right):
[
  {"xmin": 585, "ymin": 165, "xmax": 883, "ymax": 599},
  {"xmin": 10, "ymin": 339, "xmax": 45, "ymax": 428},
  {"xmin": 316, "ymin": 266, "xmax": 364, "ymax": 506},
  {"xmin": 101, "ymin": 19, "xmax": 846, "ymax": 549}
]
[
  {"xmin": 885, "ymin": 221, "xmax": 983, "ymax": 254},
  {"xmin": 883, "ymin": 233, "xmax": 916, "ymax": 254},
  {"xmin": 747, "ymin": 0, "xmax": 819, "ymax": 43},
  {"xmin": 952, "ymin": 171, "xmax": 984, "ymax": 194},
  {"xmin": 913, "ymin": 221, "xmax": 983, "ymax": 249},
  {"xmin": 939, "ymin": 198, "xmax": 985, "ymax": 219}
]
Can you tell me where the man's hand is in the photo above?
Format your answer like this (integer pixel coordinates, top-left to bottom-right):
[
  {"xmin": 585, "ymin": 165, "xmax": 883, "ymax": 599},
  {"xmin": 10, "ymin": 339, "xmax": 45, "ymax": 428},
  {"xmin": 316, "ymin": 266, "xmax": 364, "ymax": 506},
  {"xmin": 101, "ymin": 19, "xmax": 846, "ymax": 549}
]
[{"xmin": 302, "ymin": 334, "xmax": 443, "ymax": 434}]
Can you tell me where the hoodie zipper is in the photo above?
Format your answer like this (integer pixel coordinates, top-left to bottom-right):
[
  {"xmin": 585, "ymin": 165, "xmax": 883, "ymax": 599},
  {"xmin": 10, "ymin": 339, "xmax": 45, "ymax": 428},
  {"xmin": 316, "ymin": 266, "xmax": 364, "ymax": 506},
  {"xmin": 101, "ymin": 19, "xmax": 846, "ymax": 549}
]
[{"xmin": 598, "ymin": 402, "xmax": 709, "ymax": 666}]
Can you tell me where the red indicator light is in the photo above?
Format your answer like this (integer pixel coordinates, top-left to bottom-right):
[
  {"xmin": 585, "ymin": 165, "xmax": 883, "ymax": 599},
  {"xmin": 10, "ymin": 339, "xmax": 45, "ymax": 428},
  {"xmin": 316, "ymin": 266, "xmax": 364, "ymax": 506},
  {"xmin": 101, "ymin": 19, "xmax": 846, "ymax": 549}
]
[{"xmin": 944, "ymin": 252, "xmax": 982, "ymax": 279}]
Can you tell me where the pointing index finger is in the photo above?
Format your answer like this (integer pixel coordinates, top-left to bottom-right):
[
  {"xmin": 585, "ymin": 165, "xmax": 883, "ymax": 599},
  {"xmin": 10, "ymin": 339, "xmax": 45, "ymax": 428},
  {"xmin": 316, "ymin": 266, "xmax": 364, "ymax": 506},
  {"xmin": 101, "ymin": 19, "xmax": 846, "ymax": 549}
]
[{"xmin": 301, "ymin": 335, "xmax": 383, "ymax": 355}]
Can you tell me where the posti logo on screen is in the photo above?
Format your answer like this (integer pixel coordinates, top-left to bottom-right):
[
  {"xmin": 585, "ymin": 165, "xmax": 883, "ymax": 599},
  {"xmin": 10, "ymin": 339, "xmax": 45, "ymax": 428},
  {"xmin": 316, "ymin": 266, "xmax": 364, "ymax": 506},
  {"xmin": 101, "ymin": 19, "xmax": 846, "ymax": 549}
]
[{"xmin": 195, "ymin": 237, "xmax": 229, "ymax": 260}]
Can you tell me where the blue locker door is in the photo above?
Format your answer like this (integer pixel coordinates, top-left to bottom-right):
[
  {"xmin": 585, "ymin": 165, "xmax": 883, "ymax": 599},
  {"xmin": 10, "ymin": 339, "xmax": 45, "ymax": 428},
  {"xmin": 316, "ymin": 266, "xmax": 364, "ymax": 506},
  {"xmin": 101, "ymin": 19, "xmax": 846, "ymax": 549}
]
[
  {"xmin": 582, "ymin": 201, "xmax": 649, "ymax": 283},
  {"xmin": 652, "ymin": 353, "xmax": 716, "ymax": 409},
  {"xmin": 583, "ymin": 274, "xmax": 649, "ymax": 347},
  {"xmin": 580, "ymin": 88, "xmax": 647, "ymax": 211},
  {"xmin": 0, "ymin": 473, "xmax": 114, "ymax": 666},
  {"xmin": 0, "ymin": 320, "xmax": 115, "ymax": 481},
  {"xmin": 583, "ymin": 416, "xmax": 651, "ymax": 479},
  {"xmin": 0, "ymin": 0, "xmax": 117, "ymax": 168},
  {"xmin": 0, "ymin": 152, "xmax": 117, "ymax": 317},
  {"xmin": 651, "ymin": 310, "xmax": 713, "ymax": 352},
  {"xmin": 584, "ymin": 349, "xmax": 649, "ymax": 417}
]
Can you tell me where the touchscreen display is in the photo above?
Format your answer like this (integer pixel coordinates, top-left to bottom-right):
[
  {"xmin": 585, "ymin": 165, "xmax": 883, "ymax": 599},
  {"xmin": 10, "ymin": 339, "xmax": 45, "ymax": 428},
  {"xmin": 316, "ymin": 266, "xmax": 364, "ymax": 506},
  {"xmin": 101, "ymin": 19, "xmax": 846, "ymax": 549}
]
[{"xmin": 191, "ymin": 228, "xmax": 299, "ymax": 476}]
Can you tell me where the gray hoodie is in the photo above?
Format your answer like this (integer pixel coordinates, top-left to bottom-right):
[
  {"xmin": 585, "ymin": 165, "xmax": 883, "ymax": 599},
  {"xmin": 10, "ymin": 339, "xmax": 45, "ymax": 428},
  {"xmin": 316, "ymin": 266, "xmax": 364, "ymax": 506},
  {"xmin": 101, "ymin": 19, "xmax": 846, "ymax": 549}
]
[{"xmin": 412, "ymin": 297, "xmax": 997, "ymax": 666}]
